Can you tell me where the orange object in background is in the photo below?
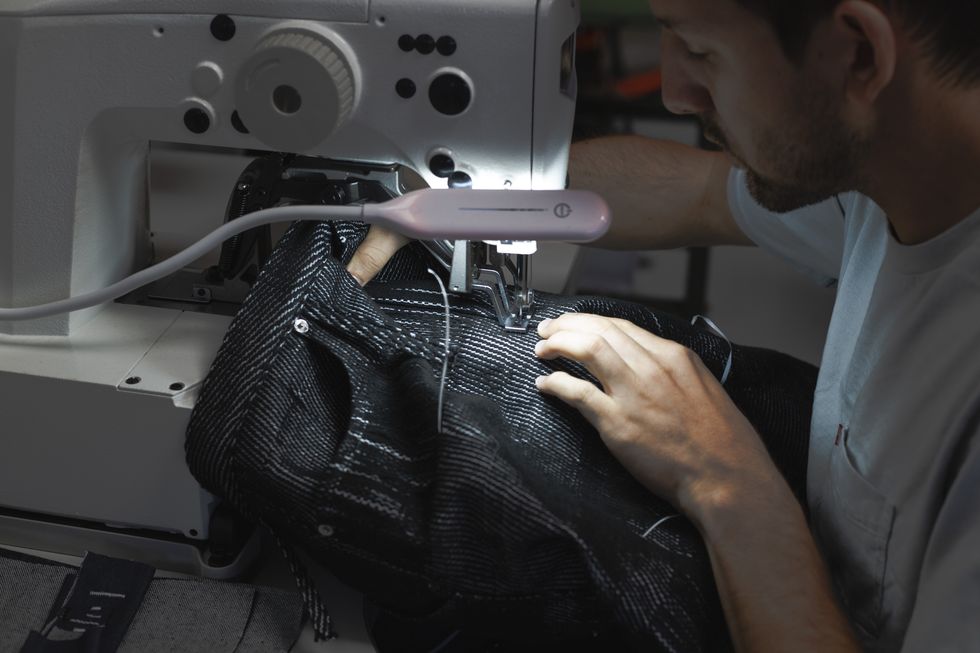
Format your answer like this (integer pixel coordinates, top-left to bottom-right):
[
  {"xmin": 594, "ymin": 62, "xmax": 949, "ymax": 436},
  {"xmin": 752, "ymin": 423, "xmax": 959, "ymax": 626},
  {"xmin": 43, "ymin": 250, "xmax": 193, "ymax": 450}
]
[
  {"xmin": 576, "ymin": 27, "xmax": 605, "ymax": 52},
  {"xmin": 614, "ymin": 68, "xmax": 663, "ymax": 99}
]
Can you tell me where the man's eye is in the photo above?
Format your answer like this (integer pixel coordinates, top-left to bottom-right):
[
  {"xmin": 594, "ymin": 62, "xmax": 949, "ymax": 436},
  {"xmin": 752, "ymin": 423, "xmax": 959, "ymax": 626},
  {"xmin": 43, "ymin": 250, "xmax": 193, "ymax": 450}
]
[{"xmin": 685, "ymin": 46, "xmax": 710, "ymax": 61}]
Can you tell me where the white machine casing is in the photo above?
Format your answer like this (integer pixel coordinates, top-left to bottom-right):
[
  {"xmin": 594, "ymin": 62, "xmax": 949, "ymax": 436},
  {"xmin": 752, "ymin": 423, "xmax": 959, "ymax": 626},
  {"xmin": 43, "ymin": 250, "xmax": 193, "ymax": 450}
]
[{"xmin": 0, "ymin": 0, "xmax": 579, "ymax": 572}]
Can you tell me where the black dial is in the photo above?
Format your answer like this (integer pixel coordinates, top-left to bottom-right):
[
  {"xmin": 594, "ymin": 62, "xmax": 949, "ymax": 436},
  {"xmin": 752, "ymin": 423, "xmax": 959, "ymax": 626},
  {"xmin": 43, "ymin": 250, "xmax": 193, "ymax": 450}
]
[{"xmin": 429, "ymin": 73, "xmax": 472, "ymax": 116}]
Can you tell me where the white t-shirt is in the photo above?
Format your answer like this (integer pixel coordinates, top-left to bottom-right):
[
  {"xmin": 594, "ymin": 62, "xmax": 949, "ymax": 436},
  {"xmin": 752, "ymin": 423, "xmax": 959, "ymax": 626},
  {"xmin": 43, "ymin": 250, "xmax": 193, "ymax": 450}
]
[{"xmin": 728, "ymin": 169, "xmax": 980, "ymax": 652}]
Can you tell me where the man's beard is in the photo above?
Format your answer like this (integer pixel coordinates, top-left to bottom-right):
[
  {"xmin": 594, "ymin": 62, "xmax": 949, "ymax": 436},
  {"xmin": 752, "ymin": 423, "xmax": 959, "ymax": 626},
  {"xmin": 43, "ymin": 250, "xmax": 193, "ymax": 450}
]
[{"xmin": 700, "ymin": 93, "xmax": 867, "ymax": 214}]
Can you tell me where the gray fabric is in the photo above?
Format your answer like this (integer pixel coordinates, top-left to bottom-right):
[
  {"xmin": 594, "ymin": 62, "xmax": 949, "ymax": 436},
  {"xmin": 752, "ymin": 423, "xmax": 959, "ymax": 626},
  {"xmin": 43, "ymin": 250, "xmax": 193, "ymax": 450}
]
[
  {"xmin": 0, "ymin": 556, "xmax": 71, "ymax": 651},
  {"xmin": 729, "ymin": 167, "xmax": 980, "ymax": 651},
  {"xmin": 237, "ymin": 587, "xmax": 306, "ymax": 653},
  {"xmin": 117, "ymin": 578, "xmax": 304, "ymax": 653},
  {"xmin": 0, "ymin": 549, "xmax": 304, "ymax": 653},
  {"xmin": 118, "ymin": 579, "xmax": 254, "ymax": 652},
  {"xmin": 728, "ymin": 168, "xmax": 848, "ymax": 287}
]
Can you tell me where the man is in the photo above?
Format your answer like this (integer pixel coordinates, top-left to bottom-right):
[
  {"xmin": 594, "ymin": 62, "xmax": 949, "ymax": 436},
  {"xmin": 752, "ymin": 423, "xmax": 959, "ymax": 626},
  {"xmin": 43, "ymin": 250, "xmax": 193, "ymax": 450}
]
[{"xmin": 348, "ymin": 1, "xmax": 980, "ymax": 650}]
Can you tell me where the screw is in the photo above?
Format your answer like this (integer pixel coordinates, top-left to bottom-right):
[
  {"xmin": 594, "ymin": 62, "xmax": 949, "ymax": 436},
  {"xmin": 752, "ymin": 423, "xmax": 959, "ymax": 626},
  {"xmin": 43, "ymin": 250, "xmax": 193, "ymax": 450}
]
[
  {"xmin": 294, "ymin": 318, "xmax": 310, "ymax": 334},
  {"xmin": 322, "ymin": 185, "xmax": 348, "ymax": 205},
  {"xmin": 125, "ymin": 376, "xmax": 141, "ymax": 385},
  {"xmin": 169, "ymin": 382, "xmax": 185, "ymax": 391},
  {"xmin": 318, "ymin": 524, "xmax": 335, "ymax": 537}
]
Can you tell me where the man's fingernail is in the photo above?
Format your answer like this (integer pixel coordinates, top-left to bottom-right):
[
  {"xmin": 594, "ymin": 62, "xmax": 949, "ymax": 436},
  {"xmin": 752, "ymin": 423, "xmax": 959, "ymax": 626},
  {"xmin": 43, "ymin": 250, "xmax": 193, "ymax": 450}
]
[
  {"xmin": 535, "ymin": 375, "xmax": 547, "ymax": 388},
  {"xmin": 347, "ymin": 269, "xmax": 366, "ymax": 286},
  {"xmin": 534, "ymin": 341, "xmax": 545, "ymax": 356},
  {"xmin": 538, "ymin": 319, "xmax": 552, "ymax": 333}
]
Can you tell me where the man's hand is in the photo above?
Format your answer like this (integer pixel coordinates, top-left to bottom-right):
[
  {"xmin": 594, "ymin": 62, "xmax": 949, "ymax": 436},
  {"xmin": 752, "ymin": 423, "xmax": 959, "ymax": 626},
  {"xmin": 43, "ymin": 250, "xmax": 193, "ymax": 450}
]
[
  {"xmin": 534, "ymin": 313, "xmax": 773, "ymax": 515},
  {"xmin": 346, "ymin": 225, "xmax": 410, "ymax": 286},
  {"xmin": 536, "ymin": 313, "xmax": 861, "ymax": 651}
]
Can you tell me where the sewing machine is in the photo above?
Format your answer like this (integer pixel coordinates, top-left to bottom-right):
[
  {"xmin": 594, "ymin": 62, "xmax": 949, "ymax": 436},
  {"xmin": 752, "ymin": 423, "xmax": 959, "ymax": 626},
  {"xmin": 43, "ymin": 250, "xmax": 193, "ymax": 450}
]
[{"xmin": 0, "ymin": 0, "xmax": 590, "ymax": 576}]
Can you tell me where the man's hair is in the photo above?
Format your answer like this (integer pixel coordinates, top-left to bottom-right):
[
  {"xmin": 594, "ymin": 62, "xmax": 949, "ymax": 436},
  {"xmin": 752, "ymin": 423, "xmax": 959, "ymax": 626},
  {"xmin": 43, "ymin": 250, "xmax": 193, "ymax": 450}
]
[{"xmin": 734, "ymin": 0, "xmax": 980, "ymax": 86}]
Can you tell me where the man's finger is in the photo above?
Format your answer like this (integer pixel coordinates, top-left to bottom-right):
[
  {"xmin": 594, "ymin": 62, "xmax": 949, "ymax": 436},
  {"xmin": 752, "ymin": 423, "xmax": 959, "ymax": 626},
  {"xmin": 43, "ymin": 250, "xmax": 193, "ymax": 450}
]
[
  {"xmin": 346, "ymin": 226, "xmax": 410, "ymax": 286},
  {"xmin": 537, "ymin": 314, "xmax": 652, "ymax": 374},
  {"xmin": 605, "ymin": 316, "xmax": 675, "ymax": 352},
  {"xmin": 535, "ymin": 371, "xmax": 612, "ymax": 426},
  {"xmin": 534, "ymin": 330, "xmax": 634, "ymax": 386},
  {"xmin": 607, "ymin": 317, "xmax": 708, "ymax": 375},
  {"xmin": 540, "ymin": 313, "xmax": 683, "ymax": 362}
]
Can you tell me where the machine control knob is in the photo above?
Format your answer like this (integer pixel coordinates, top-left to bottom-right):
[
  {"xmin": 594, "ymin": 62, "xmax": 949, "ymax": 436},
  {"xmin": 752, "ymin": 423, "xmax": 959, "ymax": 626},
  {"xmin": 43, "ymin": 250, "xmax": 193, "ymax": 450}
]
[
  {"xmin": 428, "ymin": 153, "xmax": 455, "ymax": 178},
  {"xmin": 429, "ymin": 72, "xmax": 471, "ymax": 116},
  {"xmin": 235, "ymin": 29, "xmax": 355, "ymax": 152}
]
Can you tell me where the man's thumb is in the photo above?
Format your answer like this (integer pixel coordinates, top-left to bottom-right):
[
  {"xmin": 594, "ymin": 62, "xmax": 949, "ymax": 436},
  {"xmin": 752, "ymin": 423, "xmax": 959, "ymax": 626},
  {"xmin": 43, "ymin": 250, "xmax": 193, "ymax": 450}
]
[{"xmin": 346, "ymin": 226, "xmax": 409, "ymax": 286}]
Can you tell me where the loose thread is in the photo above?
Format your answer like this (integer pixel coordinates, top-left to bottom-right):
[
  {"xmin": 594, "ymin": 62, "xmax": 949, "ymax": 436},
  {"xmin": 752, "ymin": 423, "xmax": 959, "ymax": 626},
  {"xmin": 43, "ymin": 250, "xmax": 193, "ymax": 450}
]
[
  {"xmin": 691, "ymin": 314, "xmax": 734, "ymax": 385},
  {"xmin": 642, "ymin": 514, "xmax": 680, "ymax": 539},
  {"xmin": 427, "ymin": 269, "xmax": 451, "ymax": 434}
]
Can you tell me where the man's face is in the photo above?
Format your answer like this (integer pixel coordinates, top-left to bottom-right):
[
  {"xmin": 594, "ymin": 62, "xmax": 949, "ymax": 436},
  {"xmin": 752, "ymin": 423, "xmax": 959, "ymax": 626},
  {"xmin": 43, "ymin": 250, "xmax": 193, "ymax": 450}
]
[{"xmin": 651, "ymin": 0, "xmax": 868, "ymax": 212}]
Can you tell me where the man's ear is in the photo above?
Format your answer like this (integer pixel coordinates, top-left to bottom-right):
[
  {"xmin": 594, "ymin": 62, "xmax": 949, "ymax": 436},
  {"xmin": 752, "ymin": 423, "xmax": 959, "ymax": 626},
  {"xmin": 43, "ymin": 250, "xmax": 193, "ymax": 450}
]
[{"xmin": 833, "ymin": 0, "xmax": 897, "ymax": 105}]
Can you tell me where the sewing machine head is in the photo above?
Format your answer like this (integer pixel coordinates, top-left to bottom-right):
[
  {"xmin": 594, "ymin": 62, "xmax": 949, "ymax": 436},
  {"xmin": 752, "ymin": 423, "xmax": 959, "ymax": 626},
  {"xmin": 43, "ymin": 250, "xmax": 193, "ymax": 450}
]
[{"xmin": 0, "ymin": 0, "xmax": 581, "ymax": 336}]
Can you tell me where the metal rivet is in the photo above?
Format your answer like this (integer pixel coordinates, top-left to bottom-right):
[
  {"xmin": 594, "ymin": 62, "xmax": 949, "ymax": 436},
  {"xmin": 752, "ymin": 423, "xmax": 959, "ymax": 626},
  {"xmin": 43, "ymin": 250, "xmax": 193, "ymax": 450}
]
[
  {"xmin": 318, "ymin": 524, "xmax": 334, "ymax": 537},
  {"xmin": 293, "ymin": 318, "xmax": 310, "ymax": 334}
]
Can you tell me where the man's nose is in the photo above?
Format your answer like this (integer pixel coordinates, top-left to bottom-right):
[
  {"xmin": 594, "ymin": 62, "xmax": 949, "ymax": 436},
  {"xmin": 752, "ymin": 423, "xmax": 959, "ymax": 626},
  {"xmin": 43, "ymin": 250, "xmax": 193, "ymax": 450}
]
[{"xmin": 660, "ymin": 33, "xmax": 714, "ymax": 116}]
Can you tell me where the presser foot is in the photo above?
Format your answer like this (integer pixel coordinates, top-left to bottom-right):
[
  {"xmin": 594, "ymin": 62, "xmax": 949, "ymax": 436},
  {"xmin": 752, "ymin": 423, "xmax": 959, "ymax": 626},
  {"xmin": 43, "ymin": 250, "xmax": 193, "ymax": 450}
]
[{"xmin": 442, "ymin": 241, "xmax": 535, "ymax": 333}]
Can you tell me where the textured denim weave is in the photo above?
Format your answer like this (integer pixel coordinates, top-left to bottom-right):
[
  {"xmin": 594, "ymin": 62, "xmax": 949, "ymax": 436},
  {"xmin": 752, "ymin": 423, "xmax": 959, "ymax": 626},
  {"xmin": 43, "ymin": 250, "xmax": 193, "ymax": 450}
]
[{"xmin": 186, "ymin": 221, "xmax": 817, "ymax": 651}]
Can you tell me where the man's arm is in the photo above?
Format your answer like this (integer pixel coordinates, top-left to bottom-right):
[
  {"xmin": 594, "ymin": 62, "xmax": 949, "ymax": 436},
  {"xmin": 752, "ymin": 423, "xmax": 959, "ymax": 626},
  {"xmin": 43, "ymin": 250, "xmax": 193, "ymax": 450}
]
[
  {"xmin": 347, "ymin": 135, "xmax": 751, "ymax": 284},
  {"xmin": 695, "ymin": 465, "xmax": 859, "ymax": 651},
  {"xmin": 569, "ymin": 135, "xmax": 752, "ymax": 249},
  {"xmin": 534, "ymin": 313, "xmax": 859, "ymax": 651}
]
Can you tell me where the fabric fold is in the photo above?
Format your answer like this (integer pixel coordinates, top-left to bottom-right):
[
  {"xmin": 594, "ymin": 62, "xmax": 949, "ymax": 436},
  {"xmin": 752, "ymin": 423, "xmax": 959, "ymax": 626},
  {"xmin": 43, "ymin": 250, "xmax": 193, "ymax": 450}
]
[{"xmin": 187, "ymin": 221, "xmax": 817, "ymax": 652}]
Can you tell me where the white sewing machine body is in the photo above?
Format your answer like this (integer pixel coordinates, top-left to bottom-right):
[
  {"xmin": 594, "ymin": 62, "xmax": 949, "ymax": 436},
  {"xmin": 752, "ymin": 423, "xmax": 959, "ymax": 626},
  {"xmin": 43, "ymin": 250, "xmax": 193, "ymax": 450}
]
[{"xmin": 0, "ymin": 0, "xmax": 579, "ymax": 573}]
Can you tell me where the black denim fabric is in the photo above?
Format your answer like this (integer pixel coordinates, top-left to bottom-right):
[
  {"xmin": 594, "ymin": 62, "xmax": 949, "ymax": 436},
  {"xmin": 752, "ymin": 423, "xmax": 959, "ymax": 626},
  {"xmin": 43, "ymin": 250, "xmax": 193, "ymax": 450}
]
[{"xmin": 186, "ymin": 221, "xmax": 817, "ymax": 652}]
